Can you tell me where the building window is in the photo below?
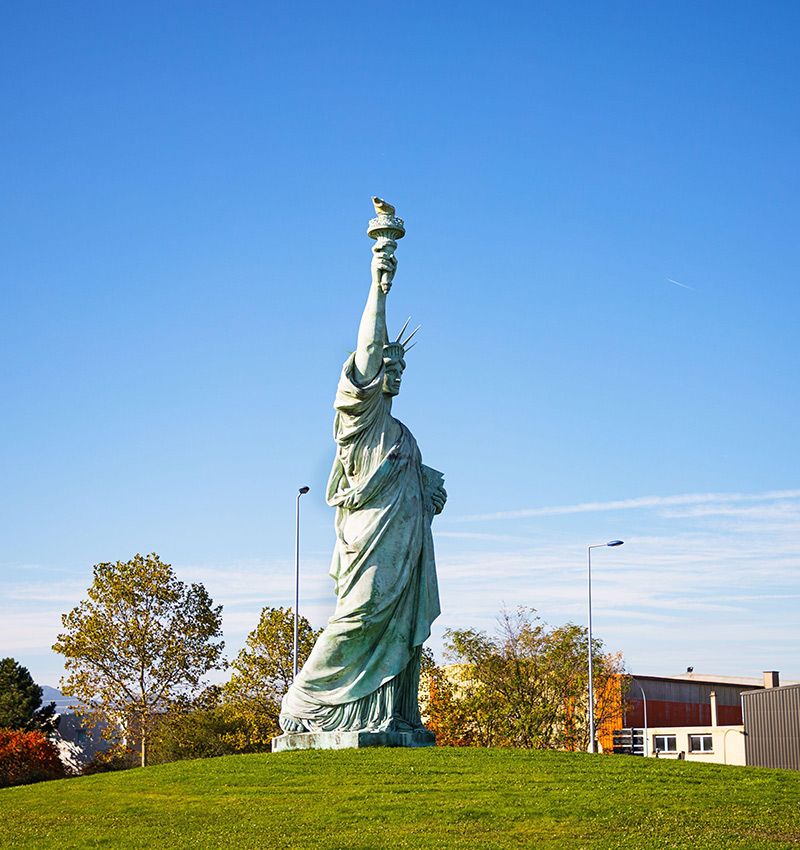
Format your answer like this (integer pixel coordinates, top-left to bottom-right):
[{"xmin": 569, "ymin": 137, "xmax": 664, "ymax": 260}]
[
  {"xmin": 653, "ymin": 734, "xmax": 677, "ymax": 753},
  {"xmin": 689, "ymin": 734, "xmax": 713, "ymax": 753}
]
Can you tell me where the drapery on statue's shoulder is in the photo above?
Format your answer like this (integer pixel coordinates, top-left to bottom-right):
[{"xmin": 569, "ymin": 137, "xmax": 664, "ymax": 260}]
[{"xmin": 337, "ymin": 352, "xmax": 384, "ymax": 402}]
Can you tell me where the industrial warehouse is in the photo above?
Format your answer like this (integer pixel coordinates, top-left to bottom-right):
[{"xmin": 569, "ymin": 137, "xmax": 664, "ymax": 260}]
[{"xmin": 606, "ymin": 670, "xmax": 800, "ymax": 769}]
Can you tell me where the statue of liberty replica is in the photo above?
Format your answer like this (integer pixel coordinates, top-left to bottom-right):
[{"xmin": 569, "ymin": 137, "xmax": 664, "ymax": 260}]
[{"xmin": 274, "ymin": 199, "xmax": 446, "ymax": 749}]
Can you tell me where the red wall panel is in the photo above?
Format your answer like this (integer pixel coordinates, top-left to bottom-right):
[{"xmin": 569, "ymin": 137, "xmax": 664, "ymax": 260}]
[{"xmin": 626, "ymin": 699, "xmax": 742, "ymax": 728}]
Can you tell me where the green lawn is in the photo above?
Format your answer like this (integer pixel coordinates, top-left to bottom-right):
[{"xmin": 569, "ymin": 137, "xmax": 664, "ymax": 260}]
[{"xmin": 2, "ymin": 748, "xmax": 799, "ymax": 849}]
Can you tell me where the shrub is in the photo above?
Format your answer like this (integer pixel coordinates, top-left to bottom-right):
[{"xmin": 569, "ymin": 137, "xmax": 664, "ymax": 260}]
[
  {"xmin": 149, "ymin": 704, "xmax": 244, "ymax": 764},
  {"xmin": 0, "ymin": 729, "xmax": 66, "ymax": 787},
  {"xmin": 81, "ymin": 747, "xmax": 134, "ymax": 775}
]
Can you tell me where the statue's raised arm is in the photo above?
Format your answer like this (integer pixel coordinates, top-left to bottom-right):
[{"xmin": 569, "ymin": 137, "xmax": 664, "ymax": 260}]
[
  {"xmin": 354, "ymin": 197, "xmax": 403, "ymax": 385},
  {"xmin": 353, "ymin": 243, "xmax": 395, "ymax": 384}
]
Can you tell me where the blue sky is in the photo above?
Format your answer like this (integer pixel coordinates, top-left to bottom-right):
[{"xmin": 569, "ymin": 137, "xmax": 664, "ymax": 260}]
[{"xmin": 2, "ymin": 2, "xmax": 798, "ymax": 688}]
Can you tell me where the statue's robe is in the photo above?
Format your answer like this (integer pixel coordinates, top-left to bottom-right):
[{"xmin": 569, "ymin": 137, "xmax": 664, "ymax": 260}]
[{"xmin": 279, "ymin": 355, "xmax": 440, "ymax": 732}]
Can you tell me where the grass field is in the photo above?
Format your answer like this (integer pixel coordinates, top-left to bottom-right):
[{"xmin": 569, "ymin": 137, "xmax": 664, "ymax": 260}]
[{"xmin": 2, "ymin": 748, "xmax": 799, "ymax": 849}]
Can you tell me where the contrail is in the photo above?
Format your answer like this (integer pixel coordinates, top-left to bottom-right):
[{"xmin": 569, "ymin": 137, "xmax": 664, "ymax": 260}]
[{"xmin": 666, "ymin": 277, "xmax": 694, "ymax": 290}]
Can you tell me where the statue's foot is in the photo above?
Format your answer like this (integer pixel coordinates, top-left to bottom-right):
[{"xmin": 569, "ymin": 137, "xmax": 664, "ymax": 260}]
[{"xmin": 279, "ymin": 713, "xmax": 308, "ymax": 733}]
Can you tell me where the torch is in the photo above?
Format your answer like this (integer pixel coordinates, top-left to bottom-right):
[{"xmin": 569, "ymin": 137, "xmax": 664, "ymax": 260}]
[{"xmin": 367, "ymin": 197, "xmax": 405, "ymax": 293}]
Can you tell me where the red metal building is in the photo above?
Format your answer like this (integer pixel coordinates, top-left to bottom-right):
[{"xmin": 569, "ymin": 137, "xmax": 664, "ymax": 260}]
[{"xmin": 598, "ymin": 671, "xmax": 787, "ymax": 752}]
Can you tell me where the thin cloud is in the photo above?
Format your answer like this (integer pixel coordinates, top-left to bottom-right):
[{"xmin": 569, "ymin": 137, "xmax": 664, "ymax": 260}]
[
  {"xmin": 1, "ymin": 612, "xmax": 65, "ymax": 654},
  {"xmin": 663, "ymin": 502, "xmax": 800, "ymax": 520},
  {"xmin": 434, "ymin": 530, "xmax": 541, "ymax": 544},
  {"xmin": 666, "ymin": 276, "xmax": 695, "ymax": 290},
  {"xmin": 449, "ymin": 488, "xmax": 800, "ymax": 523}
]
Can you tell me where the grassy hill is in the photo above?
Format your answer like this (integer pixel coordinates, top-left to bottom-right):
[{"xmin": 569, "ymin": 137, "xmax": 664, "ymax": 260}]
[{"xmin": 2, "ymin": 748, "xmax": 799, "ymax": 849}]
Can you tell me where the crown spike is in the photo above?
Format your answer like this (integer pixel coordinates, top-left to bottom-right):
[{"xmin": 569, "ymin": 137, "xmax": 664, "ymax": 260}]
[
  {"xmin": 404, "ymin": 342, "xmax": 418, "ymax": 352},
  {"xmin": 401, "ymin": 324, "xmax": 421, "ymax": 347},
  {"xmin": 395, "ymin": 317, "xmax": 412, "ymax": 343}
]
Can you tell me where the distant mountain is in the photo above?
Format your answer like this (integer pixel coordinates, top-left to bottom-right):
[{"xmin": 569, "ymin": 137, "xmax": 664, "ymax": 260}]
[
  {"xmin": 41, "ymin": 685, "xmax": 75, "ymax": 714},
  {"xmin": 40, "ymin": 686, "xmax": 109, "ymax": 769}
]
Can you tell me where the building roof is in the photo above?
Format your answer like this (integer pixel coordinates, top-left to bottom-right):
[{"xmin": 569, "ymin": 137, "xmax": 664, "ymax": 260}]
[
  {"xmin": 631, "ymin": 672, "xmax": 800, "ymax": 688},
  {"xmin": 669, "ymin": 673, "xmax": 769, "ymax": 687}
]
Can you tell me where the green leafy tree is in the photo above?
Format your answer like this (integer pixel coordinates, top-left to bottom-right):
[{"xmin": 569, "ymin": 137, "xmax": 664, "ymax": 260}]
[
  {"xmin": 222, "ymin": 606, "xmax": 320, "ymax": 750},
  {"xmin": 53, "ymin": 553, "xmax": 225, "ymax": 767},
  {"xmin": 0, "ymin": 658, "xmax": 57, "ymax": 733},
  {"xmin": 427, "ymin": 608, "xmax": 626, "ymax": 750}
]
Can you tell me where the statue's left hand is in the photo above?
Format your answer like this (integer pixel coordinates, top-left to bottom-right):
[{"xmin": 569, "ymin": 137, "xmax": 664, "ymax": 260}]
[{"xmin": 431, "ymin": 485, "xmax": 447, "ymax": 515}]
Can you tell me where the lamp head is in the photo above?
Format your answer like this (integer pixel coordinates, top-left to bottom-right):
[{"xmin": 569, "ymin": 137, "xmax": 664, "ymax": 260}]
[
  {"xmin": 607, "ymin": 540, "xmax": 624, "ymax": 547},
  {"xmin": 299, "ymin": 486, "xmax": 310, "ymax": 495}
]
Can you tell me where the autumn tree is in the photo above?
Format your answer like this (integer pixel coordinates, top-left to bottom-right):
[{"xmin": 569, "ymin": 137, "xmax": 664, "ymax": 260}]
[
  {"xmin": 53, "ymin": 553, "xmax": 225, "ymax": 767},
  {"xmin": 222, "ymin": 606, "xmax": 320, "ymax": 749},
  {"xmin": 426, "ymin": 608, "xmax": 626, "ymax": 750},
  {"xmin": 0, "ymin": 658, "xmax": 57, "ymax": 733},
  {"xmin": 422, "ymin": 664, "xmax": 476, "ymax": 747}
]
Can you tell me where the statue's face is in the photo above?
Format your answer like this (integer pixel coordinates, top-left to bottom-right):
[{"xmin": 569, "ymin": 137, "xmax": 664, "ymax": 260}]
[{"xmin": 383, "ymin": 359, "xmax": 405, "ymax": 396}]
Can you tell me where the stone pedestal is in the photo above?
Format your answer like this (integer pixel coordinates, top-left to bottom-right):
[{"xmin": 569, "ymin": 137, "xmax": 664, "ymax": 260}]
[{"xmin": 271, "ymin": 728, "xmax": 435, "ymax": 752}]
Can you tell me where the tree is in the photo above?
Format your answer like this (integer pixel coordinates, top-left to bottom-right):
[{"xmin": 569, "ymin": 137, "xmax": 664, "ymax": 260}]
[
  {"xmin": 419, "ymin": 645, "xmax": 436, "ymax": 674},
  {"xmin": 222, "ymin": 606, "xmax": 320, "ymax": 750},
  {"xmin": 426, "ymin": 608, "xmax": 626, "ymax": 750},
  {"xmin": 53, "ymin": 553, "xmax": 225, "ymax": 767},
  {"xmin": 0, "ymin": 658, "xmax": 57, "ymax": 733}
]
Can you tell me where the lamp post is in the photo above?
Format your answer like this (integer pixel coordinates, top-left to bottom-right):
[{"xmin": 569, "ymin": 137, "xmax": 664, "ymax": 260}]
[
  {"xmin": 587, "ymin": 539, "xmax": 624, "ymax": 753},
  {"xmin": 637, "ymin": 681, "xmax": 648, "ymax": 757},
  {"xmin": 293, "ymin": 486, "xmax": 310, "ymax": 680}
]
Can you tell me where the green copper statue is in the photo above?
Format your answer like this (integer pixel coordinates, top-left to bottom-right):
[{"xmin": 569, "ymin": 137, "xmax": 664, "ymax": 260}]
[{"xmin": 278, "ymin": 198, "xmax": 446, "ymax": 739}]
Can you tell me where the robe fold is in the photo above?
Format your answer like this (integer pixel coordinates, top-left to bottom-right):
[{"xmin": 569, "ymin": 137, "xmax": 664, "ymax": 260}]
[{"xmin": 279, "ymin": 354, "xmax": 440, "ymax": 732}]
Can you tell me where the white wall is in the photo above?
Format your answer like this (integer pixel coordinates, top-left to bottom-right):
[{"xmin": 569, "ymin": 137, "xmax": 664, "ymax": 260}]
[{"xmin": 645, "ymin": 724, "xmax": 745, "ymax": 765}]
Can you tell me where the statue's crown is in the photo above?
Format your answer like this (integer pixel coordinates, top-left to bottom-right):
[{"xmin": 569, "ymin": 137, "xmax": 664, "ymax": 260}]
[{"xmin": 383, "ymin": 318, "xmax": 420, "ymax": 362}]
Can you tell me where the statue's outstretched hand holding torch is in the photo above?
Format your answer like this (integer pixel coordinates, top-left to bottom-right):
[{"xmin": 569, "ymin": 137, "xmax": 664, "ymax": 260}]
[{"xmin": 371, "ymin": 240, "xmax": 398, "ymax": 294}]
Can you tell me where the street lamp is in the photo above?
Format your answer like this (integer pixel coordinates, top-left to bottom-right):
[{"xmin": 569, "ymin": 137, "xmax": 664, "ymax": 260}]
[
  {"xmin": 293, "ymin": 486, "xmax": 310, "ymax": 680},
  {"xmin": 636, "ymin": 681, "xmax": 649, "ymax": 757},
  {"xmin": 587, "ymin": 539, "xmax": 624, "ymax": 753}
]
